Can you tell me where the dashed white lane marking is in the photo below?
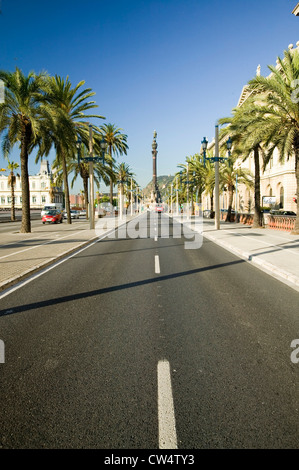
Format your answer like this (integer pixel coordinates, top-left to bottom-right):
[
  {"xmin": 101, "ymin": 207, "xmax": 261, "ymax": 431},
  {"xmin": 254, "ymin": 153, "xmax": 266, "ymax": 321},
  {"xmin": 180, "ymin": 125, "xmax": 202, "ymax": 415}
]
[
  {"xmin": 157, "ymin": 360, "xmax": 178, "ymax": 449},
  {"xmin": 155, "ymin": 255, "xmax": 160, "ymax": 274}
]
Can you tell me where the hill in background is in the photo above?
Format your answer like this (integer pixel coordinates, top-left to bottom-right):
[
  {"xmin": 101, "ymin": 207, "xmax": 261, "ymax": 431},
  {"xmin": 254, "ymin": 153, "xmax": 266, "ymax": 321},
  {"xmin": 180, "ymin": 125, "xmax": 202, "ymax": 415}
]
[{"xmin": 143, "ymin": 175, "xmax": 174, "ymax": 200}]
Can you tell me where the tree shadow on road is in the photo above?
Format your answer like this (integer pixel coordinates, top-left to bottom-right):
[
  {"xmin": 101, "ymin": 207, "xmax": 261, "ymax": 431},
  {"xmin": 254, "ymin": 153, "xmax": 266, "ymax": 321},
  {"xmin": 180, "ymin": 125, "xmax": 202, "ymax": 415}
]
[{"xmin": 0, "ymin": 259, "xmax": 245, "ymax": 317}]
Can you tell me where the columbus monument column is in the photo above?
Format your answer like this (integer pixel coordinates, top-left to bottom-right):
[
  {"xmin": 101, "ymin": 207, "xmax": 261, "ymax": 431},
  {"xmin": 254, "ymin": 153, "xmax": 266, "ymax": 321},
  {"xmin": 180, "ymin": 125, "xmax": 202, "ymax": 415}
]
[{"xmin": 152, "ymin": 130, "xmax": 160, "ymax": 203}]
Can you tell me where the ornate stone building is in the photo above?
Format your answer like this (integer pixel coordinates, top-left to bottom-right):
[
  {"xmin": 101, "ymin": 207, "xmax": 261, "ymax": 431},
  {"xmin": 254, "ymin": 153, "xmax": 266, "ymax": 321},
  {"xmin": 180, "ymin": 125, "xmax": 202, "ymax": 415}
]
[
  {"xmin": 292, "ymin": 3, "xmax": 299, "ymax": 16},
  {"xmin": 0, "ymin": 159, "xmax": 63, "ymax": 209},
  {"xmin": 202, "ymin": 42, "xmax": 298, "ymax": 214}
]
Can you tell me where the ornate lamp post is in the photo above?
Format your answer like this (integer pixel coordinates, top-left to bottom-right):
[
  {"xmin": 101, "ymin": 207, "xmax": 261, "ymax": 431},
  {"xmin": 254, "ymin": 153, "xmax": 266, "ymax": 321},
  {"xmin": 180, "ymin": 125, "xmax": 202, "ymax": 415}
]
[
  {"xmin": 76, "ymin": 126, "xmax": 107, "ymax": 229},
  {"xmin": 201, "ymin": 127, "xmax": 232, "ymax": 229}
]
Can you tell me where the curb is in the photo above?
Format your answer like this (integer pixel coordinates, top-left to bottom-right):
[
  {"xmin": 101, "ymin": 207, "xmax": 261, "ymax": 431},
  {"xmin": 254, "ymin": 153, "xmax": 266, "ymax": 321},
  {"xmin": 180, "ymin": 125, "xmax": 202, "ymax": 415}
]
[
  {"xmin": 202, "ymin": 231, "xmax": 299, "ymax": 291},
  {"xmin": 168, "ymin": 216, "xmax": 299, "ymax": 291}
]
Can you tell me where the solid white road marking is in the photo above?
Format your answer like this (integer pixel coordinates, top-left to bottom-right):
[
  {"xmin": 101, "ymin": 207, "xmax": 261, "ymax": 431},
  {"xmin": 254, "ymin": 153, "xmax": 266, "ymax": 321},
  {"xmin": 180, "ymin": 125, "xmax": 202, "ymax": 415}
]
[
  {"xmin": 155, "ymin": 255, "xmax": 160, "ymax": 274},
  {"xmin": 157, "ymin": 360, "xmax": 178, "ymax": 449}
]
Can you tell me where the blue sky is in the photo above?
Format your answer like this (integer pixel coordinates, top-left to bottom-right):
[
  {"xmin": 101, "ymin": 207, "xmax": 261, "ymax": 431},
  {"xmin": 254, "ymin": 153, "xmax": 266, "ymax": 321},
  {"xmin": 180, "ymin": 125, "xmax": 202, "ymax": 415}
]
[{"xmin": 0, "ymin": 0, "xmax": 298, "ymax": 193}]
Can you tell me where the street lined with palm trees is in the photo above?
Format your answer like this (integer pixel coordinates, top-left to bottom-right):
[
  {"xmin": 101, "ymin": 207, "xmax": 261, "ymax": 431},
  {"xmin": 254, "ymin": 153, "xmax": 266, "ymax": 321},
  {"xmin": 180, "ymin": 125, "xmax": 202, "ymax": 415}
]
[
  {"xmin": 0, "ymin": 213, "xmax": 298, "ymax": 449},
  {"xmin": 0, "ymin": 29, "xmax": 299, "ymax": 452}
]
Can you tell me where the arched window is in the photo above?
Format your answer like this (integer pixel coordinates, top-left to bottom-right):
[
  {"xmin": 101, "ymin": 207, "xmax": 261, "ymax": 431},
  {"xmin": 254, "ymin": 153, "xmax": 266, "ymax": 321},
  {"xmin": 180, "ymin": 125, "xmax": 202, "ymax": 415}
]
[{"xmin": 280, "ymin": 186, "xmax": 284, "ymax": 209}]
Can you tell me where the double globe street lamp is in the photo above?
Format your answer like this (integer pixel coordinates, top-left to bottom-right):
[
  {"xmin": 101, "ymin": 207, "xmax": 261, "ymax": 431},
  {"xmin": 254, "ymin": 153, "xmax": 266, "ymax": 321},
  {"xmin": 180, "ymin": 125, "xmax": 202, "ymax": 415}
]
[
  {"xmin": 76, "ymin": 124, "xmax": 107, "ymax": 229},
  {"xmin": 201, "ymin": 126, "xmax": 233, "ymax": 229}
]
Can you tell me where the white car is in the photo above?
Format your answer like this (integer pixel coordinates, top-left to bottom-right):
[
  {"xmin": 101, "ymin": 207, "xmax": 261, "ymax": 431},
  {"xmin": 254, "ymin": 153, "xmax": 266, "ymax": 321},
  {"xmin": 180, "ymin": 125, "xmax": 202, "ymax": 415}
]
[
  {"xmin": 63, "ymin": 210, "xmax": 80, "ymax": 219},
  {"xmin": 70, "ymin": 210, "xmax": 80, "ymax": 219}
]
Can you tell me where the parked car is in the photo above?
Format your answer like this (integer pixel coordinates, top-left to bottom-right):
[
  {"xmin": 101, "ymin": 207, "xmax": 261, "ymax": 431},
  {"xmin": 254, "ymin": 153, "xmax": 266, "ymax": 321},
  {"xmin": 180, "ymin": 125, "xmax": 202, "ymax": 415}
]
[
  {"xmin": 270, "ymin": 209, "xmax": 296, "ymax": 216},
  {"xmin": 280, "ymin": 210, "xmax": 296, "ymax": 216},
  {"xmin": 79, "ymin": 210, "xmax": 87, "ymax": 217},
  {"xmin": 42, "ymin": 210, "xmax": 63, "ymax": 224}
]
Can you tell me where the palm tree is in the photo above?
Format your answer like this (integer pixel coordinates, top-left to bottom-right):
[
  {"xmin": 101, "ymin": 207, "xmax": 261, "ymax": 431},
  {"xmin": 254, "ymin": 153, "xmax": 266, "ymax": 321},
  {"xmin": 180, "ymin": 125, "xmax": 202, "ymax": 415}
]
[
  {"xmin": 177, "ymin": 157, "xmax": 198, "ymax": 215},
  {"xmin": 66, "ymin": 142, "xmax": 111, "ymax": 219},
  {"xmin": 219, "ymin": 156, "xmax": 253, "ymax": 222},
  {"xmin": 203, "ymin": 158, "xmax": 216, "ymax": 218},
  {"xmin": 116, "ymin": 162, "xmax": 134, "ymax": 215},
  {"xmin": 100, "ymin": 124, "xmax": 128, "ymax": 207},
  {"xmin": 38, "ymin": 75, "xmax": 105, "ymax": 224},
  {"xmin": 0, "ymin": 67, "xmax": 48, "ymax": 232},
  {"xmin": 244, "ymin": 46, "xmax": 299, "ymax": 233},
  {"xmin": 219, "ymin": 109, "xmax": 265, "ymax": 228},
  {"xmin": 188, "ymin": 154, "xmax": 206, "ymax": 205},
  {"xmin": 7, "ymin": 160, "xmax": 19, "ymax": 221}
]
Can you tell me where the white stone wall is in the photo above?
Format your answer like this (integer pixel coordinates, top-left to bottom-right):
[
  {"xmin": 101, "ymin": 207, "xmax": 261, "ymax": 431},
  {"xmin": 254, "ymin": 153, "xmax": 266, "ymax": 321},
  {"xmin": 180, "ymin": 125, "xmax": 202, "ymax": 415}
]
[{"xmin": 0, "ymin": 174, "xmax": 63, "ymax": 209}]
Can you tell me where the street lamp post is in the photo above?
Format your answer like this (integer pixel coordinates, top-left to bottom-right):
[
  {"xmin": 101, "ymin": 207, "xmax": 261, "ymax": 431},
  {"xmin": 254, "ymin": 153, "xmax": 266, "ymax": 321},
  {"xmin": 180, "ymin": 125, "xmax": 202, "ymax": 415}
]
[
  {"xmin": 76, "ymin": 125, "xmax": 107, "ymax": 230},
  {"xmin": 130, "ymin": 177, "xmax": 133, "ymax": 216},
  {"xmin": 201, "ymin": 126, "xmax": 232, "ymax": 230},
  {"xmin": 176, "ymin": 176, "xmax": 179, "ymax": 216},
  {"xmin": 235, "ymin": 173, "xmax": 238, "ymax": 223},
  {"xmin": 88, "ymin": 126, "xmax": 95, "ymax": 229},
  {"xmin": 187, "ymin": 162, "xmax": 190, "ymax": 220},
  {"xmin": 214, "ymin": 126, "xmax": 220, "ymax": 229}
]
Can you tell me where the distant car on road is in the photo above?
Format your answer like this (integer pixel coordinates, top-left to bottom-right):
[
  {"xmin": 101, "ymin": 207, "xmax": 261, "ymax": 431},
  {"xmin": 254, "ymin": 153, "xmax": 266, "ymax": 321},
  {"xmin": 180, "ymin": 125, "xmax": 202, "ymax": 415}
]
[
  {"xmin": 42, "ymin": 210, "xmax": 63, "ymax": 224},
  {"xmin": 79, "ymin": 210, "xmax": 87, "ymax": 217},
  {"xmin": 63, "ymin": 210, "xmax": 80, "ymax": 219},
  {"xmin": 71, "ymin": 210, "xmax": 80, "ymax": 219},
  {"xmin": 155, "ymin": 204, "xmax": 164, "ymax": 213},
  {"xmin": 41, "ymin": 203, "xmax": 63, "ymax": 218}
]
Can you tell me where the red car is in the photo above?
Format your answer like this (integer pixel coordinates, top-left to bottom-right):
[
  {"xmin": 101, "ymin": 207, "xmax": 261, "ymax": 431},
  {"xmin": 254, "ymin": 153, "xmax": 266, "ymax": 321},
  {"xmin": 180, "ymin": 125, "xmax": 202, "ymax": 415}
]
[
  {"xmin": 155, "ymin": 204, "xmax": 164, "ymax": 213},
  {"xmin": 42, "ymin": 210, "xmax": 63, "ymax": 224}
]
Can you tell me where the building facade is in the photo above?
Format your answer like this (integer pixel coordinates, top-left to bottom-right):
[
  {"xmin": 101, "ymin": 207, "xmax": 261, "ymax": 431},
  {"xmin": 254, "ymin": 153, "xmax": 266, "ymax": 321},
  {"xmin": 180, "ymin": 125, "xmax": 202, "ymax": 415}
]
[
  {"xmin": 0, "ymin": 160, "xmax": 64, "ymax": 209},
  {"xmin": 202, "ymin": 42, "xmax": 298, "ymax": 215}
]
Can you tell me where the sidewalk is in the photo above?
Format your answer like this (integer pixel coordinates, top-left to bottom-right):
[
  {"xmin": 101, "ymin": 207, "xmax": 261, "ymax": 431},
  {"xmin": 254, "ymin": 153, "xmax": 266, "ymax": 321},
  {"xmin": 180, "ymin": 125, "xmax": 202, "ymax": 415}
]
[
  {"xmin": 0, "ymin": 216, "xmax": 134, "ymax": 292},
  {"xmin": 184, "ymin": 217, "xmax": 299, "ymax": 292}
]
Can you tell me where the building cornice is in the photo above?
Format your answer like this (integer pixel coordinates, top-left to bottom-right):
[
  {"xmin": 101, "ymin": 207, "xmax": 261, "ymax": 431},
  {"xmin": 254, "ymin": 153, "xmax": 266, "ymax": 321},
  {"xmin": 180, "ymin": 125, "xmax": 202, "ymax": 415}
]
[
  {"xmin": 292, "ymin": 3, "xmax": 299, "ymax": 15},
  {"xmin": 236, "ymin": 42, "xmax": 299, "ymax": 108}
]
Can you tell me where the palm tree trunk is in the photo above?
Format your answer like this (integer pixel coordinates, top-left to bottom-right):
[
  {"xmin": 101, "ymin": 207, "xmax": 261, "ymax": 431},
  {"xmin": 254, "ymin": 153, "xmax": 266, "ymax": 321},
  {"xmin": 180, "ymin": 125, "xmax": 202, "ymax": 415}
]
[
  {"xmin": 252, "ymin": 146, "xmax": 263, "ymax": 228},
  {"xmin": 292, "ymin": 147, "xmax": 299, "ymax": 234},
  {"xmin": 190, "ymin": 189, "xmax": 194, "ymax": 215},
  {"xmin": 61, "ymin": 153, "xmax": 72, "ymax": 224},
  {"xmin": 197, "ymin": 188, "xmax": 202, "ymax": 204},
  {"xmin": 10, "ymin": 174, "xmax": 16, "ymax": 222},
  {"xmin": 120, "ymin": 184, "xmax": 124, "ymax": 217},
  {"xmin": 20, "ymin": 124, "xmax": 32, "ymax": 233},
  {"xmin": 226, "ymin": 185, "xmax": 234, "ymax": 222},
  {"xmin": 110, "ymin": 170, "xmax": 114, "ymax": 207},
  {"xmin": 210, "ymin": 193, "xmax": 214, "ymax": 218},
  {"xmin": 83, "ymin": 176, "xmax": 89, "ymax": 220}
]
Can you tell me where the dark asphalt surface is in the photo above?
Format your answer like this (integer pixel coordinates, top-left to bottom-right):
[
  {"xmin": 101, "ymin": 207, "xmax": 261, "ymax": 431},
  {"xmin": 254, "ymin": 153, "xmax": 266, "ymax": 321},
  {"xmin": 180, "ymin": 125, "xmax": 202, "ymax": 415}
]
[{"xmin": 0, "ymin": 213, "xmax": 298, "ymax": 449}]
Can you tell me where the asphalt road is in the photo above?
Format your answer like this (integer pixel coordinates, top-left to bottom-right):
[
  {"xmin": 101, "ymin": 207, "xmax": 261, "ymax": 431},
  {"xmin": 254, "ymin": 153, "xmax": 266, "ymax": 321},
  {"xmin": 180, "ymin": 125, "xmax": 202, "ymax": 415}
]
[{"xmin": 0, "ymin": 213, "xmax": 298, "ymax": 449}]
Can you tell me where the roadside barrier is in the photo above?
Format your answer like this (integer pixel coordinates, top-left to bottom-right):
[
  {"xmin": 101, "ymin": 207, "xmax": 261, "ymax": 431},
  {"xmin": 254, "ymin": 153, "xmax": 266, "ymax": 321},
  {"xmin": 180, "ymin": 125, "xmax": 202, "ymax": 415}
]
[{"xmin": 268, "ymin": 216, "xmax": 296, "ymax": 232}]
